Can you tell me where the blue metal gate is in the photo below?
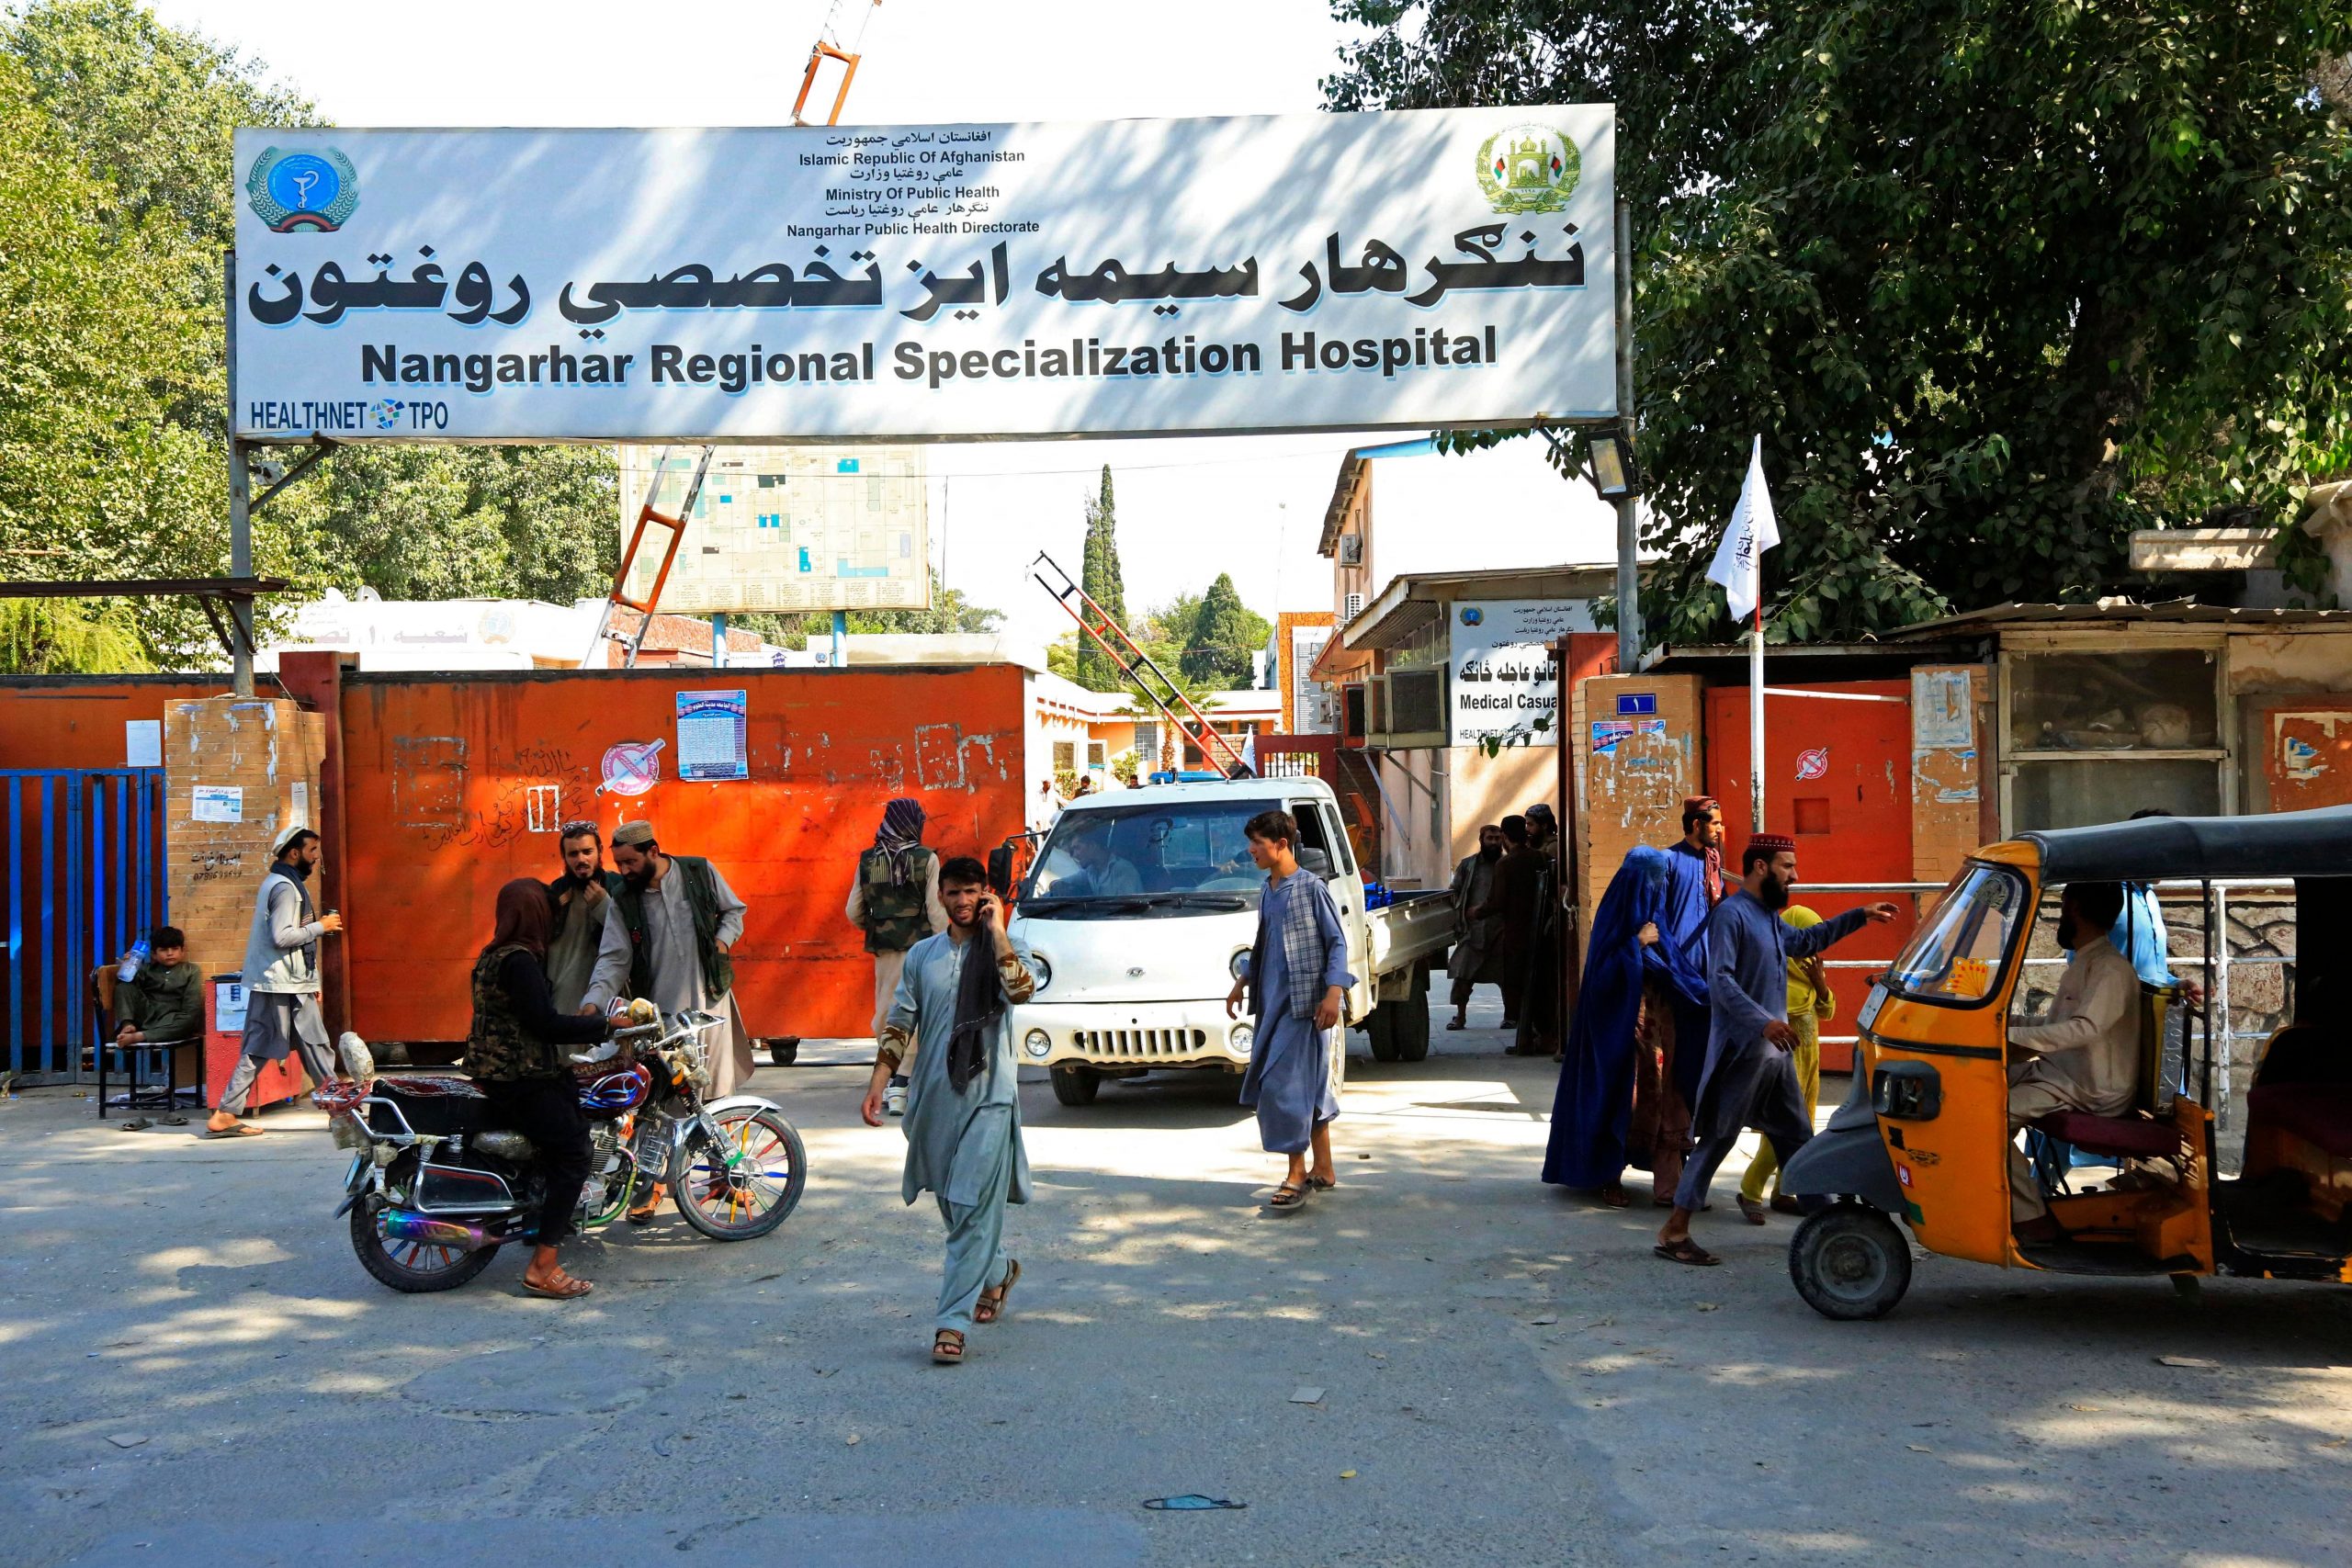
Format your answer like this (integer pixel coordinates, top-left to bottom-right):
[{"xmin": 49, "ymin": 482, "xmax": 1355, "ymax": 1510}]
[{"xmin": 3, "ymin": 769, "xmax": 168, "ymax": 1082}]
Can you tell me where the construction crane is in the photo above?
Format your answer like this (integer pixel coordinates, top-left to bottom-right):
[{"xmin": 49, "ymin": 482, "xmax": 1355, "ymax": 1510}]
[
  {"xmin": 1031, "ymin": 550, "xmax": 1250, "ymax": 777},
  {"xmin": 586, "ymin": 3, "xmax": 886, "ymax": 669}
]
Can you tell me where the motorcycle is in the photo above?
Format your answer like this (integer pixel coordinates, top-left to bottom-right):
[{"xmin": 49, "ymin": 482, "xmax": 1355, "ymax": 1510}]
[{"xmin": 319, "ymin": 1010, "xmax": 807, "ymax": 1293}]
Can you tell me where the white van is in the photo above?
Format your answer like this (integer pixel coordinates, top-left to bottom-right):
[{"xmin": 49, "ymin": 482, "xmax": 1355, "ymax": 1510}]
[{"xmin": 1006, "ymin": 775, "xmax": 1454, "ymax": 1106}]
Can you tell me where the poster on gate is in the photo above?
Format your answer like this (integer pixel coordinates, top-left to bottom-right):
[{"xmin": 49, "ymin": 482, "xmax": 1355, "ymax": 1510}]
[{"xmin": 230, "ymin": 107, "xmax": 1617, "ymax": 442}]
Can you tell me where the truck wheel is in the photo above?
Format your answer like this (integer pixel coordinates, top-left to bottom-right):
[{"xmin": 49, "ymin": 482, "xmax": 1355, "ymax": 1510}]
[
  {"xmin": 1366, "ymin": 1003, "xmax": 1401, "ymax": 1063},
  {"xmin": 1789, "ymin": 1204, "xmax": 1913, "ymax": 1320},
  {"xmin": 1049, "ymin": 1065, "xmax": 1101, "ymax": 1106},
  {"xmin": 1395, "ymin": 993, "xmax": 1432, "ymax": 1063}
]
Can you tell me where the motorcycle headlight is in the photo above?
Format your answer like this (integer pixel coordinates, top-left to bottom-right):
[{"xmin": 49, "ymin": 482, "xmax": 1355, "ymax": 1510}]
[
  {"xmin": 1228, "ymin": 950, "xmax": 1251, "ymax": 983},
  {"xmin": 1023, "ymin": 1029, "xmax": 1052, "ymax": 1060},
  {"xmin": 1028, "ymin": 954, "xmax": 1052, "ymax": 993}
]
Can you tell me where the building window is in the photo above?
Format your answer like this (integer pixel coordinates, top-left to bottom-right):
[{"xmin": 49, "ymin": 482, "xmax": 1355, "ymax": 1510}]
[
  {"xmin": 2004, "ymin": 646, "xmax": 2225, "ymax": 829},
  {"xmin": 1052, "ymin": 740, "xmax": 1075, "ymax": 773},
  {"xmin": 1087, "ymin": 740, "xmax": 1107, "ymax": 769}
]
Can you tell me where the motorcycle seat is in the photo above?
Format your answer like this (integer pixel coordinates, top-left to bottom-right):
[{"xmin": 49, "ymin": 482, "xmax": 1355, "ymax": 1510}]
[{"xmin": 365, "ymin": 1074, "xmax": 491, "ymax": 1137}]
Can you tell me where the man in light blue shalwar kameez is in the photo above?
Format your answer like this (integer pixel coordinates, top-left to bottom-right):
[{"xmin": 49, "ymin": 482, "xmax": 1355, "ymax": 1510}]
[
  {"xmin": 862, "ymin": 855, "xmax": 1037, "ymax": 1364},
  {"xmin": 1227, "ymin": 809, "xmax": 1355, "ymax": 1210}
]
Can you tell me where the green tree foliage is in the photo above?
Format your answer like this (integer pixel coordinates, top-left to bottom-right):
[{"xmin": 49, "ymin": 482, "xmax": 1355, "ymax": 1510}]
[
  {"xmin": 1329, "ymin": 2, "xmax": 2352, "ymax": 640},
  {"xmin": 2, "ymin": 0, "xmax": 625, "ymax": 670},
  {"xmin": 1075, "ymin": 464, "xmax": 1128, "ymax": 690},
  {"xmin": 0, "ymin": 599, "xmax": 151, "ymax": 673},
  {"xmin": 732, "ymin": 568, "xmax": 1001, "ymax": 651},
  {"xmin": 1179, "ymin": 572, "xmax": 1268, "ymax": 687}
]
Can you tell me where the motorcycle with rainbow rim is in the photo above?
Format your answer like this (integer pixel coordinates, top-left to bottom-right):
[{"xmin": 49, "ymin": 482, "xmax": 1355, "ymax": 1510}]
[{"xmin": 318, "ymin": 1009, "xmax": 807, "ymax": 1292}]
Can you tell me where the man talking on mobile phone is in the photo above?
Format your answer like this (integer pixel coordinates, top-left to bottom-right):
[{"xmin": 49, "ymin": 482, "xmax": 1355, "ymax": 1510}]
[{"xmin": 860, "ymin": 855, "xmax": 1039, "ymax": 1366}]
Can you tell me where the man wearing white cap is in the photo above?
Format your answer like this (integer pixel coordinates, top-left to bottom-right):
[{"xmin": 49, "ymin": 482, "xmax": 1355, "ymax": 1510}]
[
  {"xmin": 206, "ymin": 824, "xmax": 344, "ymax": 1137},
  {"xmin": 585, "ymin": 820, "xmax": 754, "ymax": 1095}
]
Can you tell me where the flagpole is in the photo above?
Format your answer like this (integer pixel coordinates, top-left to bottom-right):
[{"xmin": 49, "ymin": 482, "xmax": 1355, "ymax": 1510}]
[{"xmin": 1749, "ymin": 599, "xmax": 1765, "ymax": 834}]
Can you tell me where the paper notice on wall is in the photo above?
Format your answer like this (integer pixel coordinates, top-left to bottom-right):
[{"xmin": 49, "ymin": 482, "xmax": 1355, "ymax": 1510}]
[
  {"xmin": 676, "ymin": 690, "xmax": 750, "ymax": 782},
  {"xmin": 288, "ymin": 781, "xmax": 311, "ymax": 829},
  {"xmin": 1590, "ymin": 717, "xmax": 1665, "ymax": 757},
  {"xmin": 1912, "ymin": 669, "xmax": 1973, "ymax": 750},
  {"xmin": 125, "ymin": 719, "xmax": 163, "ymax": 769},
  {"xmin": 214, "ymin": 978, "xmax": 247, "ymax": 1033},
  {"xmin": 191, "ymin": 785, "xmax": 243, "ymax": 823}
]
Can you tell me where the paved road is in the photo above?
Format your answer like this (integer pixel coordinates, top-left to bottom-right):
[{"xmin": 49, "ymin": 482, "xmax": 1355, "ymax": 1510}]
[{"xmin": 4, "ymin": 997, "xmax": 2347, "ymax": 1565}]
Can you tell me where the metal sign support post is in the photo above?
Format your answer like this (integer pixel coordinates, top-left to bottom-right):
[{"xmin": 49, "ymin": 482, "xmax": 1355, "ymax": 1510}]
[
  {"xmin": 1612, "ymin": 197, "xmax": 1639, "ymax": 672},
  {"xmin": 712, "ymin": 613, "xmax": 729, "ymax": 669},
  {"xmin": 831, "ymin": 609, "xmax": 848, "ymax": 667},
  {"xmin": 225, "ymin": 252, "xmax": 254, "ymax": 698}
]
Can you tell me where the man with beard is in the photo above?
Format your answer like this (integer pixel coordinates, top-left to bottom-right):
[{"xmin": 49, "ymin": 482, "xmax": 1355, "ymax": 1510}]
[
  {"xmin": 1512, "ymin": 803, "xmax": 1565, "ymax": 1056},
  {"xmin": 1655, "ymin": 835, "xmax": 1894, "ymax": 1265},
  {"xmin": 2006, "ymin": 880, "xmax": 2137, "ymax": 1243},
  {"xmin": 205, "ymin": 826, "xmax": 345, "ymax": 1138},
  {"xmin": 1444, "ymin": 824, "xmax": 1507, "ymax": 1031},
  {"xmin": 860, "ymin": 856, "xmax": 1038, "ymax": 1365},
  {"xmin": 1475, "ymin": 816, "xmax": 1543, "ymax": 1032},
  {"xmin": 548, "ymin": 821, "xmax": 626, "ymax": 1017},
  {"xmin": 1627, "ymin": 796, "xmax": 1726, "ymax": 1201},
  {"xmin": 584, "ymin": 821, "xmax": 754, "ymax": 1095}
]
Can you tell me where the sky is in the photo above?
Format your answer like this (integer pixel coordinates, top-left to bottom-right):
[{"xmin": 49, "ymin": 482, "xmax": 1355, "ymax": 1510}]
[{"xmin": 152, "ymin": 0, "xmax": 1612, "ymax": 651}]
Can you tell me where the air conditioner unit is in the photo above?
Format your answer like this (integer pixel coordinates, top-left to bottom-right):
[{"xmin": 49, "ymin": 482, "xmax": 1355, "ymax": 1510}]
[
  {"xmin": 1338, "ymin": 535, "xmax": 1364, "ymax": 567},
  {"xmin": 1368, "ymin": 668, "xmax": 1446, "ymax": 748},
  {"xmin": 1342, "ymin": 592, "xmax": 1366, "ymax": 623}
]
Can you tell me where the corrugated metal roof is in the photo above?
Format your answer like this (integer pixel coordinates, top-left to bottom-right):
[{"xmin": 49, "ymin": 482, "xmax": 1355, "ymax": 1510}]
[{"xmin": 1892, "ymin": 598, "xmax": 2352, "ymax": 637}]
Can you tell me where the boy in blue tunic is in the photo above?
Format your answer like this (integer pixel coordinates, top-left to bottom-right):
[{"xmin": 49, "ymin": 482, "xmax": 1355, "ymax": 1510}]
[
  {"xmin": 1226, "ymin": 808, "xmax": 1355, "ymax": 1210},
  {"xmin": 1656, "ymin": 834, "xmax": 1896, "ymax": 1266},
  {"xmin": 862, "ymin": 855, "xmax": 1039, "ymax": 1364}
]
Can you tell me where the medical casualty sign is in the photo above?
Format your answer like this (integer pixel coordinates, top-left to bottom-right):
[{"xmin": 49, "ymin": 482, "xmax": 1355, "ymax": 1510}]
[{"xmin": 230, "ymin": 107, "xmax": 1616, "ymax": 442}]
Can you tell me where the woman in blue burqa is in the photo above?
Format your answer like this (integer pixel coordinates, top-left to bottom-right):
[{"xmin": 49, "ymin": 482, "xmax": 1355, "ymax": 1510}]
[{"xmin": 1543, "ymin": 846, "xmax": 1709, "ymax": 1204}]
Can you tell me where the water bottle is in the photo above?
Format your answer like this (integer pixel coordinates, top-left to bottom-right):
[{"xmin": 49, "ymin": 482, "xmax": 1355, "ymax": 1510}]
[{"xmin": 116, "ymin": 938, "xmax": 150, "ymax": 984}]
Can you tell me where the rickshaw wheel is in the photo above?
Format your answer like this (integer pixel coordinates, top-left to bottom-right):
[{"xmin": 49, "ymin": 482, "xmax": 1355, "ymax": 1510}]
[{"xmin": 1790, "ymin": 1204, "xmax": 1913, "ymax": 1321}]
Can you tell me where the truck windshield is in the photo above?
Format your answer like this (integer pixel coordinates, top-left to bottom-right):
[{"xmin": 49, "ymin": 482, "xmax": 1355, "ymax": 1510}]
[
  {"xmin": 1886, "ymin": 863, "xmax": 2029, "ymax": 1008},
  {"xmin": 1020, "ymin": 798, "xmax": 1280, "ymax": 909}
]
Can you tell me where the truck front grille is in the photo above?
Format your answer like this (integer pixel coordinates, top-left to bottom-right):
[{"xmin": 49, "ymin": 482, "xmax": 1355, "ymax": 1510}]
[{"xmin": 1073, "ymin": 1028, "xmax": 1209, "ymax": 1059}]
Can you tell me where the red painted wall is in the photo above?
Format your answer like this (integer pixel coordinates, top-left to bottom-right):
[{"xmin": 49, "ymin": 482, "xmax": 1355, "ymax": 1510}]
[
  {"xmin": 330, "ymin": 665, "xmax": 1028, "ymax": 1043},
  {"xmin": 1706, "ymin": 681, "xmax": 1919, "ymax": 1069}
]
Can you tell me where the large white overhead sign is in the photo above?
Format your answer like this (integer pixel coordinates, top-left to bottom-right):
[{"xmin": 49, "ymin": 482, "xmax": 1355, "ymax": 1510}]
[{"xmin": 230, "ymin": 107, "xmax": 1615, "ymax": 443}]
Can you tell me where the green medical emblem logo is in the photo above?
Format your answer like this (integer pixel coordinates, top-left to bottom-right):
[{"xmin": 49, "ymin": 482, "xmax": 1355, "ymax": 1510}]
[
  {"xmin": 1476, "ymin": 125, "xmax": 1579, "ymax": 215},
  {"xmin": 245, "ymin": 146, "xmax": 359, "ymax": 232}
]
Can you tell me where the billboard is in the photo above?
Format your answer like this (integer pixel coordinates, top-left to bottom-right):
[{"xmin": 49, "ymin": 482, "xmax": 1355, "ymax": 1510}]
[
  {"xmin": 229, "ymin": 107, "xmax": 1617, "ymax": 443},
  {"xmin": 617, "ymin": 446, "xmax": 929, "ymax": 615},
  {"xmin": 1448, "ymin": 600, "xmax": 1594, "ymax": 749}
]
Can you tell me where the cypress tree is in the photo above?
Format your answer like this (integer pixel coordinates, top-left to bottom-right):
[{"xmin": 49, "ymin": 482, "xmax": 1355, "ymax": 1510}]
[
  {"xmin": 1180, "ymin": 572, "xmax": 1255, "ymax": 687},
  {"xmin": 1076, "ymin": 465, "xmax": 1127, "ymax": 692}
]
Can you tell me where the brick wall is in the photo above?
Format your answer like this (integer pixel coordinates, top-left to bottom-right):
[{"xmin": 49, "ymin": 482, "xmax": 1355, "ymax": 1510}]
[{"xmin": 164, "ymin": 698, "xmax": 325, "ymax": 987}]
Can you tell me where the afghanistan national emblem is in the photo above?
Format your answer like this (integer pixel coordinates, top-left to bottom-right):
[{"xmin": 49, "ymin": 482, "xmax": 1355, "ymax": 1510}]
[
  {"xmin": 244, "ymin": 146, "xmax": 360, "ymax": 232},
  {"xmin": 1475, "ymin": 125, "xmax": 1579, "ymax": 215}
]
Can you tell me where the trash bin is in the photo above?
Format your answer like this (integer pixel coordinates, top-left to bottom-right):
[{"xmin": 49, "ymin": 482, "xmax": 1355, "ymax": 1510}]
[{"xmin": 203, "ymin": 974, "xmax": 309, "ymax": 1113}]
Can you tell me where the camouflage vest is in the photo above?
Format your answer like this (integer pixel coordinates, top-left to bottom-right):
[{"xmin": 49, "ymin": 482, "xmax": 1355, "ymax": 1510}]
[
  {"xmin": 857, "ymin": 846, "xmax": 936, "ymax": 954},
  {"xmin": 612, "ymin": 854, "xmax": 735, "ymax": 1000},
  {"xmin": 468, "ymin": 943, "xmax": 560, "ymax": 1082}
]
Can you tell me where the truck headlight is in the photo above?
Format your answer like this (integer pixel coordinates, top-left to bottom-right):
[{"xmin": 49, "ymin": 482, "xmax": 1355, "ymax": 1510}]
[
  {"xmin": 1029, "ymin": 955, "xmax": 1052, "ymax": 993},
  {"xmin": 1228, "ymin": 950, "xmax": 1251, "ymax": 983},
  {"xmin": 1023, "ymin": 1029, "xmax": 1052, "ymax": 1060},
  {"xmin": 1228, "ymin": 1023, "xmax": 1254, "ymax": 1053}
]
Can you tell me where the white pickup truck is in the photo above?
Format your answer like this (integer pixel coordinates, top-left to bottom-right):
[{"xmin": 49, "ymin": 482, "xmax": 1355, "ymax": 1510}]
[{"xmin": 1005, "ymin": 775, "xmax": 1456, "ymax": 1107}]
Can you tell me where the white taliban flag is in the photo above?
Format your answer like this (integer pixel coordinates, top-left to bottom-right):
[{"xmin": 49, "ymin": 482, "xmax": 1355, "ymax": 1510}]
[{"xmin": 1705, "ymin": 435, "xmax": 1781, "ymax": 622}]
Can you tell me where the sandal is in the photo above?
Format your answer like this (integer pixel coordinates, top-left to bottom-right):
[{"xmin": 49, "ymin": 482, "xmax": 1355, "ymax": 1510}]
[
  {"xmin": 1653, "ymin": 1237, "xmax": 1721, "ymax": 1267},
  {"xmin": 202, "ymin": 1119, "xmax": 264, "ymax": 1138},
  {"xmin": 933, "ymin": 1329, "xmax": 966, "ymax": 1365},
  {"xmin": 1306, "ymin": 1174, "xmax": 1337, "ymax": 1190},
  {"xmin": 1598, "ymin": 1184, "xmax": 1631, "ymax": 1210},
  {"xmin": 1770, "ymin": 1195, "xmax": 1802, "ymax": 1215},
  {"xmin": 522, "ymin": 1269, "xmax": 594, "ymax": 1300},
  {"xmin": 1444, "ymin": 1018, "xmax": 1467, "ymax": 1032},
  {"xmin": 1736, "ymin": 1195, "xmax": 1770, "ymax": 1225},
  {"xmin": 626, "ymin": 1183, "xmax": 669, "ymax": 1224},
  {"xmin": 974, "ymin": 1258, "xmax": 1022, "ymax": 1325},
  {"xmin": 1268, "ymin": 1180, "xmax": 1312, "ymax": 1209}
]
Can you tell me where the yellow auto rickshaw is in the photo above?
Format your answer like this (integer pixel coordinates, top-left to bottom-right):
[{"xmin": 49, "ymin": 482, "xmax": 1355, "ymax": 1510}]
[{"xmin": 1781, "ymin": 805, "xmax": 2352, "ymax": 1319}]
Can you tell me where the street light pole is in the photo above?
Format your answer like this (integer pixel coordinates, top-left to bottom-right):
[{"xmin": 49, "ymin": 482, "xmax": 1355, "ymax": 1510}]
[{"xmin": 1612, "ymin": 197, "xmax": 1639, "ymax": 672}]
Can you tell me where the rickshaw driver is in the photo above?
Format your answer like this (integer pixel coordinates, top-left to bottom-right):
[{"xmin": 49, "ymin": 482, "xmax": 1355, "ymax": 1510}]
[{"xmin": 2007, "ymin": 880, "xmax": 2140, "ymax": 1244}]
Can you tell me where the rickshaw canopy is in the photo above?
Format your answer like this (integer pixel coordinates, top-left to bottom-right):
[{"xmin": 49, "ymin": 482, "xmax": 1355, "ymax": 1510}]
[{"xmin": 2017, "ymin": 806, "xmax": 2352, "ymax": 884}]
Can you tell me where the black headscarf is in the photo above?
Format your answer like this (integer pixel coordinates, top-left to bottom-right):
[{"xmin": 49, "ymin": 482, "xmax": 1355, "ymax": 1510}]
[{"xmin": 944, "ymin": 931, "xmax": 1005, "ymax": 1093}]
